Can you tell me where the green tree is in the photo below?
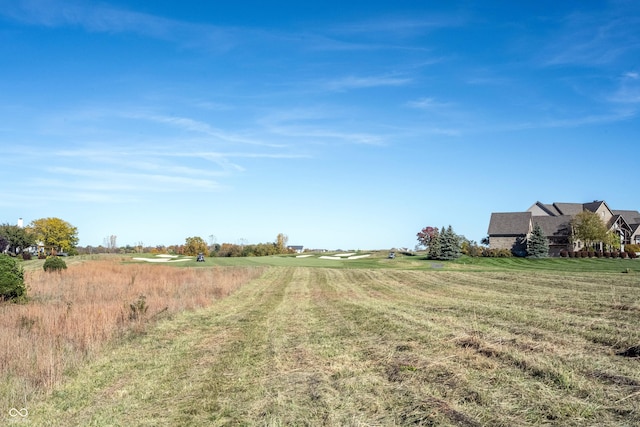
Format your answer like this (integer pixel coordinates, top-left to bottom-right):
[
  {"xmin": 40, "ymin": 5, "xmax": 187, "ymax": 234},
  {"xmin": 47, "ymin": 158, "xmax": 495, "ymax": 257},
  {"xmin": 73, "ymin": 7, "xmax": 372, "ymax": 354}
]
[
  {"xmin": 184, "ymin": 236, "xmax": 208, "ymax": 256},
  {"xmin": 43, "ymin": 256, "xmax": 67, "ymax": 273},
  {"xmin": 527, "ymin": 223, "xmax": 549, "ymax": 258},
  {"xmin": 0, "ymin": 254, "xmax": 26, "ymax": 301},
  {"xmin": 438, "ymin": 225, "xmax": 461, "ymax": 260},
  {"xmin": 28, "ymin": 218, "xmax": 79, "ymax": 254},
  {"xmin": 0, "ymin": 223, "xmax": 35, "ymax": 256},
  {"xmin": 428, "ymin": 229, "xmax": 442, "ymax": 259},
  {"xmin": 570, "ymin": 211, "xmax": 608, "ymax": 250},
  {"xmin": 604, "ymin": 230, "xmax": 621, "ymax": 251}
]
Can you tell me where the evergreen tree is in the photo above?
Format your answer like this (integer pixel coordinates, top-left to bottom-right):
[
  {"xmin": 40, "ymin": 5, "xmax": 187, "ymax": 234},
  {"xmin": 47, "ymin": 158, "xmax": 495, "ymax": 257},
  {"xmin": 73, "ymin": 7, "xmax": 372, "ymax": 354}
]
[
  {"xmin": 0, "ymin": 254, "xmax": 26, "ymax": 301},
  {"xmin": 438, "ymin": 225, "xmax": 461, "ymax": 260},
  {"xmin": 427, "ymin": 228, "xmax": 442, "ymax": 260},
  {"xmin": 527, "ymin": 223, "xmax": 549, "ymax": 258}
]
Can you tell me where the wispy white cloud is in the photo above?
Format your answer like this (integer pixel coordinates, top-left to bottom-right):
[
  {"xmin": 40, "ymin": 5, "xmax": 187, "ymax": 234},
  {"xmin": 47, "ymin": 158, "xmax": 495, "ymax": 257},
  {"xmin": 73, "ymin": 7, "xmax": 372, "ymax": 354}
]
[
  {"xmin": 540, "ymin": 8, "xmax": 640, "ymax": 67},
  {"xmin": 258, "ymin": 107, "xmax": 386, "ymax": 145},
  {"xmin": 266, "ymin": 123, "xmax": 385, "ymax": 146},
  {"xmin": 330, "ymin": 15, "xmax": 467, "ymax": 39},
  {"xmin": 406, "ymin": 97, "xmax": 451, "ymax": 110},
  {"xmin": 324, "ymin": 75, "xmax": 411, "ymax": 92},
  {"xmin": 609, "ymin": 71, "xmax": 640, "ymax": 104},
  {"xmin": 130, "ymin": 113, "xmax": 287, "ymax": 148},
  {"xmin": 1, "ymin": 0, "xmax": 239, "ymax": 51},
  {"xmin": 44, "ymin": 166, "xmax": 223, "ymax": 192},
  {"xmin": 483, "ymin": 109, "xmax": 636, "ymax": 133}
]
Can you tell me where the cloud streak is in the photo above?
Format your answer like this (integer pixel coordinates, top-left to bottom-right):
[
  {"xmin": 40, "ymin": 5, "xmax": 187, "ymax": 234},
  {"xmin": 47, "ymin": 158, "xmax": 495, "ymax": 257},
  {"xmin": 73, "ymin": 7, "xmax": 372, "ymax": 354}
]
[
  {"xmin": 540, "ymin": 8, "xmax": 640, "ymax": 67},
  {"xmin": 324, "ymin": 75, "xmax": 412, "ymax": 92},
  {"xmin": 1, "ymin": 0, "xmax": 239, "ymax": 51}
]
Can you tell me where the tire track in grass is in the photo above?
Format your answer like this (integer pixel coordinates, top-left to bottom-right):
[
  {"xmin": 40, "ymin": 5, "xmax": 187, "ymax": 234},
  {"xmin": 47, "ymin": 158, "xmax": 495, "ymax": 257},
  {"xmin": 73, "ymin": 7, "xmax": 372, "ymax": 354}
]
[
  {"xmin": 26, "ymin": 267, "xmax": 288, "ymax": 426},
  {"xmin": 22, "ymin": 267, "xmax": 640, "ymax": 426},
  {"xmin": 303, "ymin": 268, "xmax": 483, "ymax": 426}
]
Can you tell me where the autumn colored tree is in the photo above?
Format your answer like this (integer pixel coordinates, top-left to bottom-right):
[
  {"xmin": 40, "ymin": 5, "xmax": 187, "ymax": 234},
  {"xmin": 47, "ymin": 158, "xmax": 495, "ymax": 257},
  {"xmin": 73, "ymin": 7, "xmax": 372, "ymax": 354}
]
[
  {"xmin": 276, "ymin": 233, "xmax": 289, "ymax": 254},
  {"xmin": 28, "ymin": 218, "xmax": 79, "ymax": 254},
  {"xmin": 184, "ymin": 236, "xmax": 208, "ymax": 256},
  {"xmin": 417, "ymin": 226, "xmax": 438, "ymax": 249}
]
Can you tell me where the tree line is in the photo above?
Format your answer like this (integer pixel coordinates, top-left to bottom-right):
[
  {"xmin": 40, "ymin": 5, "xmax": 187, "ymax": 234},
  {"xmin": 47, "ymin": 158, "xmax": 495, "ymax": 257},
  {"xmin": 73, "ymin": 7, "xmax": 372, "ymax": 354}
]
[
  {"xmin": 416, "ymin": 224, "xmax": 549, "ymax": 259},
  {"xmin": 0, "ymin": 218, "xmax": 78, "ymax": 258}
]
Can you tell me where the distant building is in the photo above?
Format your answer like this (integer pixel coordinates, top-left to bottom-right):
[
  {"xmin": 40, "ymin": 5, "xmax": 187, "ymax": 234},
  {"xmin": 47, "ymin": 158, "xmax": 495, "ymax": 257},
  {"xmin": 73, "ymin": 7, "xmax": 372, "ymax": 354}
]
[
  {"xmin": 287, "ymin": 245, "xmax": 304, "ymax": 253},
  {"xmin": 487, "ymin": 200, "xmax": 640, "ymax": 256}
]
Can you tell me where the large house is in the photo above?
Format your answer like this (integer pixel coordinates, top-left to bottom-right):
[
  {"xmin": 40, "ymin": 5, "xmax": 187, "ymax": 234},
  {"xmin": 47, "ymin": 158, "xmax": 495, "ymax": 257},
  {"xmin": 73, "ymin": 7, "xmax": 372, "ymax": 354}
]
[{"xmin": 487, "ymin": 200, "xmax": 640, "ymax": 256}]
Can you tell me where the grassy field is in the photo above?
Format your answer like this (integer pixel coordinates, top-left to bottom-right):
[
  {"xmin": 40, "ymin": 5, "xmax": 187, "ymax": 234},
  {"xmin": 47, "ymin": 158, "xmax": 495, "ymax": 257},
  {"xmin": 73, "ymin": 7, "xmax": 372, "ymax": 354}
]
[
  {"xmin": 0, "ymin": 256, "xmax": 264, "ymax": 418},
  {"xmin": 2, "ymin": 255, "xmax": 640, "ymax": 425},
  {"xmin": 127, "ymin": 250, "xmax": 640, "ymax": 273}
]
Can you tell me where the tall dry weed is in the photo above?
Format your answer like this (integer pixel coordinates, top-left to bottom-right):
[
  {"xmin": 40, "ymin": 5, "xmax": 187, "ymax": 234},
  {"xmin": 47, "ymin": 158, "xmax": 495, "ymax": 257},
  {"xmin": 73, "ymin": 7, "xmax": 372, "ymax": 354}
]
[{"xmin": 0, "ymin": 259, "xmax": 263, "ymax": 407}]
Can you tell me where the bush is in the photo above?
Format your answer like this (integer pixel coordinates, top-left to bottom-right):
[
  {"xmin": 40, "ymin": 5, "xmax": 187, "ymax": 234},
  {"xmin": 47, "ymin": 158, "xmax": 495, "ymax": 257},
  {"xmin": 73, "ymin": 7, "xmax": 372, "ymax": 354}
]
[
  {"xmin": 560, "ymin": 250, "xmax": 568, "ymax": 258},
  {"xmin": 21, "ymin": 252, "xmax": 32, "ymax": 261},
  {"xmin": 628, "ymin": 251, "xmax": 638, "ymax": 259},
  {"xmin": 0, "ymin": 254, "xmax": 26, "ymax": 302},
  {"xmin": 625, "ymin": 244, "xmax": 640, "ymax": 253},
  {"xmin": 482, "ymin": 248, "xmax": 512, "ymax": 258},
  {"xmin": 43, "ymin": 256, "xmax": 67, "ymax": 273},
  {"xmin": 620, "ymin": 251, "xmax": 628, "ymax": 259}
]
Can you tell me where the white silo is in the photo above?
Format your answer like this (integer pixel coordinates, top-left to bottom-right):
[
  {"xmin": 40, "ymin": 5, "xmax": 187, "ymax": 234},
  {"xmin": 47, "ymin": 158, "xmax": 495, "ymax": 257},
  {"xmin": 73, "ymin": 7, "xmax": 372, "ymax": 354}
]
[{"xmin": 17, "ymin": 218, "xmax": 24, "ymax": 228}]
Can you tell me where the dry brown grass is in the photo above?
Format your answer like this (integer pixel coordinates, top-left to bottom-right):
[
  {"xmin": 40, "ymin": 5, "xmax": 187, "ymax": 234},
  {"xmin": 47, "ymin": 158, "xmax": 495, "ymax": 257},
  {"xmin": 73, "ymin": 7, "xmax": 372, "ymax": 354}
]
[{"xmin": 0, "ymin": 258, "xmax": 263, "ymax": 410}]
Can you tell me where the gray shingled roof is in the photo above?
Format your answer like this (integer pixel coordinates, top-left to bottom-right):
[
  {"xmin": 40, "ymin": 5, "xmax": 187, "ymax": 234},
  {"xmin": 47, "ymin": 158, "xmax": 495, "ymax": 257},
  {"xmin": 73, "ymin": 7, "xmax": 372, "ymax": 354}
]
[
  {"xmin": 583, "ymin": 200, "xmax": 610, "ymax": 214},
  {"xmin": 532, "ymin": 216, "xmax": 572, "ymax": 237},
  {"xmin": 540, "ymin": 203, "xmax": 561, "ymax": 216},
  {"xmin": 488, "ymin": 212, "xmax": 532, "ymax": 235},
  {"xmin": 552, "ymin": 203, "xmax": 584, "ymax": 216},
  {"xmin": 613, "ymin": 210, "xmax": 640, "ymax": 225}
]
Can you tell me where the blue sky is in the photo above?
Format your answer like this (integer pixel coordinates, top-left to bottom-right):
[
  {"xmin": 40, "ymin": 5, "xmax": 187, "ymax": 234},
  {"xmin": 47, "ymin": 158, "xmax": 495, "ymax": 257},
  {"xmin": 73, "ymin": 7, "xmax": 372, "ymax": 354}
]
[{"xmin": 1, "ymin": 1, "xmax": 639, "ymax": 250}]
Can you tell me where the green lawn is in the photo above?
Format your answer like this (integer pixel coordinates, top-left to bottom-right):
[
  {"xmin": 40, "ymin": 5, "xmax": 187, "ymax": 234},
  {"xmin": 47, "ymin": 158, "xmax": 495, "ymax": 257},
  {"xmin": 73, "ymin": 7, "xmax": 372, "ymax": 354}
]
[{"xmin": 121, "ymin": 251, "xmax": 640, "ymax": 273}]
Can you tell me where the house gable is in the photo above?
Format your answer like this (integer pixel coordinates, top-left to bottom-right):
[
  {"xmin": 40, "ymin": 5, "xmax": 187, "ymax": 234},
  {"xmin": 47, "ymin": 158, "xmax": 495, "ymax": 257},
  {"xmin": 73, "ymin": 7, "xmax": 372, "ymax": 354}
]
[{"xmin": 584, "ymin": 200, "xmax": 614, "ymax": 224}]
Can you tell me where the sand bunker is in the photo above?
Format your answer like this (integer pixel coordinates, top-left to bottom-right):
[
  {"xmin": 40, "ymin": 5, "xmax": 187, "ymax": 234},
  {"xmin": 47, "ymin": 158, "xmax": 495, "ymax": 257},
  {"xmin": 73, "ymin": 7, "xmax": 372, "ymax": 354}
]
[
  {"xmin": 133, "ymin": 256, "xmax": 193, "ymax": 263},
  {"xmin": 318, "ymin": 254, "xmax": 371, "ymax": 260},
  {"xmin": 347, "ymin": 254, "xmax": 371, "ymax": 259}
]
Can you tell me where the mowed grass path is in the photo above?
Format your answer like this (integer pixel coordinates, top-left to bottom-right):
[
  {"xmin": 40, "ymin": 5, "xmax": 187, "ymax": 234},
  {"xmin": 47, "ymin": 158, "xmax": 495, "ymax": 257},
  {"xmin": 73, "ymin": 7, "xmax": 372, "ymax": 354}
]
[{"xmin": 24, "ymin": 267, "xmax": 640, "ymax": 426}]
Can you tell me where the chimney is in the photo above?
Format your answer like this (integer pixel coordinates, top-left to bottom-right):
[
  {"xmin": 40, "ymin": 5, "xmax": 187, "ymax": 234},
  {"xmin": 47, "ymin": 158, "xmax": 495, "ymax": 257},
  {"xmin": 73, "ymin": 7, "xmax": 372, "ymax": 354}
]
[{"xmin": 17, "ymin": 218, "xmax": 23, "ymax": 228}]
